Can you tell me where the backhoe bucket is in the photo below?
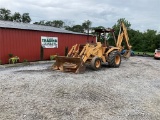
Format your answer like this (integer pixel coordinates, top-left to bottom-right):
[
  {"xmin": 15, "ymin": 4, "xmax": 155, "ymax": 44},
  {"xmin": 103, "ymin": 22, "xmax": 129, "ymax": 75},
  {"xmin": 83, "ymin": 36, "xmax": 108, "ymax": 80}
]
[
  {"xmin": 123, "ymin": 50, "xmax": 131, "ymax": 58},
  {"xmin": 52, "ymin": 56, "xmax": 86, "ymax": 73}
]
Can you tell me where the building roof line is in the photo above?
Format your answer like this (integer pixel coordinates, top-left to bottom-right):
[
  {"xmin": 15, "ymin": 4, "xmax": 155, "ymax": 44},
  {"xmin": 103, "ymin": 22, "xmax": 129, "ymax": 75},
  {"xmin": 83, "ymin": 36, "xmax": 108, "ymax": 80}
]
[{"xmin": 0, "ymin": 20, "xmax": 90, "ymax": 36}]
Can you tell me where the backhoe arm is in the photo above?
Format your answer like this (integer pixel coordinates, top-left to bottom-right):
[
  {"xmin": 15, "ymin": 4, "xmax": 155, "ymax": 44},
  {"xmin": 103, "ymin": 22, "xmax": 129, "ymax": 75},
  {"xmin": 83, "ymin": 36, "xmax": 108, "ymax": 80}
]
[{"xmin": 116, "ymin": 22, "xmax": 132, "ymax": 58}]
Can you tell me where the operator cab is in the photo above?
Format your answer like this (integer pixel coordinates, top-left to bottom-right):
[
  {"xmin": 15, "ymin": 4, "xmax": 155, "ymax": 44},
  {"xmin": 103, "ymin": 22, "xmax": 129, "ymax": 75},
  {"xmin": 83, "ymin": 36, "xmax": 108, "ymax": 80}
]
[{"xmin": 94, "ymin": 28, "xmax": 115, "ymax": 47}]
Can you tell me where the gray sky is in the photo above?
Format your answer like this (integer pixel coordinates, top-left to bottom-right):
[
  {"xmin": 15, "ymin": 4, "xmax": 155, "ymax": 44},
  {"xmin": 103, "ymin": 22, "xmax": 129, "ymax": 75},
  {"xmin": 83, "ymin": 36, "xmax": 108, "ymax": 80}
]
[{"xmin": 0, "ymin": 0, "xmax": 160, "ymax": 32}]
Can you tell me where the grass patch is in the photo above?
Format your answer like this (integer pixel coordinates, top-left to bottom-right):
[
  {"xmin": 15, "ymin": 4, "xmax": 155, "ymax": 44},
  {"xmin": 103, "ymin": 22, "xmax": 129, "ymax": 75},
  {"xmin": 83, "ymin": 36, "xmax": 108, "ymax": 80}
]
[{"xmin": 134, "ymin": 51, "xmax": 154, "ymax": 56}]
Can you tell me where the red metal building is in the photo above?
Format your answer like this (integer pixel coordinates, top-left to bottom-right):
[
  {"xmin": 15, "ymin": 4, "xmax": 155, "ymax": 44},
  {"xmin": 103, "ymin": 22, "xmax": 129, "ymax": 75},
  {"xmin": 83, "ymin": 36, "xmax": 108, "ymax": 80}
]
[{"xmin": 0, "ymin": 20, "xmax": 96, "ymax": 64}]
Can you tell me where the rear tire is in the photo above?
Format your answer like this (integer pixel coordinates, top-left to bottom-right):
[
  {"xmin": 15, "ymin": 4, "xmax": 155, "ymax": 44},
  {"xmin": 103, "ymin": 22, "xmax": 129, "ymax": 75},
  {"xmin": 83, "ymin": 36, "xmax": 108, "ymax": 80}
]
[
  {"xmin": 91, "ymin": 57, "xmax": 101, "ymax": 70},
  {"xmin": 108, "ymin": 51, "xmax": 121, "ymax": 67}
]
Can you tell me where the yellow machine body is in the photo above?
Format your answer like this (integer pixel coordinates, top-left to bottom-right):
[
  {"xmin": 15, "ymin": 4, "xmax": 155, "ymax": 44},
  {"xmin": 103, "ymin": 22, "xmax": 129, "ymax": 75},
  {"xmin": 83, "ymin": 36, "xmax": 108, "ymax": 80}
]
[{"xmin": 52, "ymin": 22, "xmax": 132, "ymax": 73}]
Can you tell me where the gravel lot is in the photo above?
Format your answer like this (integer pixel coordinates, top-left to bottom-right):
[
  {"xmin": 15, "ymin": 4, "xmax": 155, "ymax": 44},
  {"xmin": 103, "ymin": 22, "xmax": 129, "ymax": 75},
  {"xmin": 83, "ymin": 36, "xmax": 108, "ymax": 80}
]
[{"xmin": 0, "ymin": 56, "xmax": 160, "ymax": 120}]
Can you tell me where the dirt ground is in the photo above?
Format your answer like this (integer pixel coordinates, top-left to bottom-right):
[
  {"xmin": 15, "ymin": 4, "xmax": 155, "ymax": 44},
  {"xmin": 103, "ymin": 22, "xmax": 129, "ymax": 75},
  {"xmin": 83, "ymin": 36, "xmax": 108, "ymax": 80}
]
[{"xmin": 0, "ymin": 56, "xmax": 160, "ymax": 120}]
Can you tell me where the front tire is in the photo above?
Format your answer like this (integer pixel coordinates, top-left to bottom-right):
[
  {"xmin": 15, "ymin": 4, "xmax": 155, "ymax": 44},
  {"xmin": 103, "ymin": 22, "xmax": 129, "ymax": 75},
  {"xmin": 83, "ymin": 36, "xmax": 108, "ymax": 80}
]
[
  {"xmin": 108, "ymin": 51, "xmax": 121, "ymax": 67},
  {"xmin": 91, "ymin": 57, "xmax": 101, "ymax": 70}
]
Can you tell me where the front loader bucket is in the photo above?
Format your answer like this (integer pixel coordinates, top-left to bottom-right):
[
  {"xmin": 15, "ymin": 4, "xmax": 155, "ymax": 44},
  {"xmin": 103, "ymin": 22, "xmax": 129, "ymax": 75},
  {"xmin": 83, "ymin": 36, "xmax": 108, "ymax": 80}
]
[
  {"xmin": 123, "ymin": 50, "xmax": 131, "ymax": 58},
  {"xmin": 52, "ymin": 56, "xmax": 86, "ymax": 73}
]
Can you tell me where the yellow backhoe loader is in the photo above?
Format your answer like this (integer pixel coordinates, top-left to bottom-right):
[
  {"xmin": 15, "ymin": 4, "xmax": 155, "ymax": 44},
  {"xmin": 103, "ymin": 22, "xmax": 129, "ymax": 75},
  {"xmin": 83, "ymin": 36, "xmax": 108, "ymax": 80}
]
[{"xmin": 52, "ymin": 22, "xmax": 132, "ymax": 73}]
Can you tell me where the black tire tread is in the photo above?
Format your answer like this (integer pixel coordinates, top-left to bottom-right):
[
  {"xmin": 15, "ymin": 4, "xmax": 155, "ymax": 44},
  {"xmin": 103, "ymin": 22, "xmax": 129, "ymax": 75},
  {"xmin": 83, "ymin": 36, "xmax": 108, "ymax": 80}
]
[
  {"xmin": 108, "ymin": 51, "xmax": 121, "ymax": 68},
  {"xmin": 91, "ymin": 57, "xmax": 101, "ymax": 70}
]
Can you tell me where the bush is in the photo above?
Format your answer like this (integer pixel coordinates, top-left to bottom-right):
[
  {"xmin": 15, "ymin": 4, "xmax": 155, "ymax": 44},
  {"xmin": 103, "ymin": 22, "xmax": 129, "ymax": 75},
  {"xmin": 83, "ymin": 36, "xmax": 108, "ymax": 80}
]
[
  {"xmin": 23, "ymin": 59, "xmax": 28, "ymax": 62},
  {"xmin": 50, "ymin": 55, "xmax": 57, "ymax": 60},
  {"xmin": 9, "ymin": 56, "xmax": 20, "ymax": 64},
  {"xmin": 23, "ymin": 59, "xmax": 30, "ymax": 65}
]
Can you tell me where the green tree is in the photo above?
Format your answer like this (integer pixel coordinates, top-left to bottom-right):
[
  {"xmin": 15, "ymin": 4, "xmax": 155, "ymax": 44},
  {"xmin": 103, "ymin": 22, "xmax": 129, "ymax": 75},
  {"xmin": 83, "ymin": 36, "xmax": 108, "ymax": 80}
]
[
  {"xmin": 128, "ymin": 29, "xmax": 144, "ymax": 51},
  {"xmin": 33, "ymin": 20, "xmax": 45, "ymax": 25},
  {"xmin": 64, "ymin": 25, "xmax": 72, "ymax": 31},
  {"xmin": 68, "ymin": 25, "xmax": 84, "ymax": 33},
  {"xmin": 82, "ymin": 20, "xmax": 92, "ymax": 34},
  {"xmin": 12, "ymin": 12, "xmax": 21, "ymax": 22},
  {"xmin": 0, "ymin": 8, "xmax": 12, "ymax": 21},
  {"xmin": 108, "ymin": 18, "xmax": 133, "ymax": 48},
  {"xmin": 155, "ymin": 34, "xmax": 160, "ymax": 48},
  {"xmin": 143, "ymin": 29, "xmax": 157, "ymax": 52},
  {"xmin": 22, "ymin": 13, "xmax": 31, "ymax": 23},
  {"xmin": 34, "ymin": 20, "xmax": 64, "ymax": 28},
  {"xmin": 52, "ymin": 20, "xmax": 64, "ymax": 28},
  {"xmin": 112, "ymin": 18, "xmax": 131, "ymax": 36},
  {"xmin": 45, "ymin": 21, "xmax": 52, "ymax": 26}
]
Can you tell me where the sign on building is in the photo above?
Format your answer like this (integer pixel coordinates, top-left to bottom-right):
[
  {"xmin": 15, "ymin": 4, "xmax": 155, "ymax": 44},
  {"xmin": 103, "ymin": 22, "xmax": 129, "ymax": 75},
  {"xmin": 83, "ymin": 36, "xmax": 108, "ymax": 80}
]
[{"xmin": 41, "ymin": 36, "xmax": 58, "ymax": 48}]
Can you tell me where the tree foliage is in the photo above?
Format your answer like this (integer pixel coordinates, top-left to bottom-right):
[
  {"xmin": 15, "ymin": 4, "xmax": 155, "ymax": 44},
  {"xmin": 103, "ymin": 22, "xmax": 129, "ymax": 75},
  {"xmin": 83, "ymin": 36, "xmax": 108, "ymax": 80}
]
[
  {"xmin": 66, "ymin": 25, "xmax": 84, "ymax": 33},
  {"xmin": 34, "ymin": 20, "xmax": 45, "ymax": 25},
  {"xmin": 22, "ymin": 13, "xmax": 31, "ymax": 23},
  {"xmin": 0, "ymin": 8, "xmax": 31, "ymax": 23},
  {"xmin": 0, "ymin": 8, "xmax": 12, "ymax": 21},
  {"xmin": 33, "ymin": 20, "xmax": 92, "ymax": 33},
  {"xmin": 52, "ymin": 20, "xmax": 64, "ymax": 28},
  {"xmin": 113, "ymin": 18, "xmax": 131, "ymax": 36},
  {"xmin": 108, "ymin": 18, "xmax": 160, "ymax": 52},
  {"xmin": 82, "ymin": 20, "xmax": 92, "ymax": 34},
  {"xmin": 33, "ymin": 20, "xmax": 64, "ymax": 28},
  {"xmin": 12, "ymin": 12, "xmax": 21, "ymax": 22}
]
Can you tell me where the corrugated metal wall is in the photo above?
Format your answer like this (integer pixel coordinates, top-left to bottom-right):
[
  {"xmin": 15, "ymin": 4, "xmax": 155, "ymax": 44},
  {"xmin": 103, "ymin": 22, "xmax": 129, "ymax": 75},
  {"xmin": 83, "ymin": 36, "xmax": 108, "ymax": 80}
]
[{"xmin": 0, "ymin": 28, "xmax": 96, "ymax": 64}]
